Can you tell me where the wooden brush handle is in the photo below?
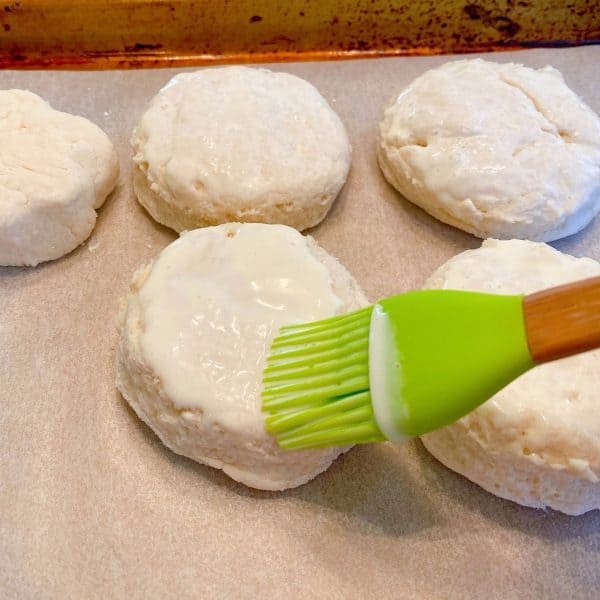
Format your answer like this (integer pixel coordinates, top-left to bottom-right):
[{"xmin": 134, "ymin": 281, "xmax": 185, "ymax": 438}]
[{"xmin": 523, "ymin": 276, "xmax": 600, "ymax": 363}]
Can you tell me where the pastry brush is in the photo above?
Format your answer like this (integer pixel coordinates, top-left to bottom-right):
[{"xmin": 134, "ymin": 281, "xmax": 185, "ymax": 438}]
[{"xmin": 261, "ymin": 277, "xmax": 600, "ymax": 450}]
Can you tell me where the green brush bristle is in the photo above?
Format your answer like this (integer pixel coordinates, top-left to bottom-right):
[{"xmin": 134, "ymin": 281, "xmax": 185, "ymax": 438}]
[{"xmin": 262, "ymin": 306, "xmax": 385, "ymax": 449}]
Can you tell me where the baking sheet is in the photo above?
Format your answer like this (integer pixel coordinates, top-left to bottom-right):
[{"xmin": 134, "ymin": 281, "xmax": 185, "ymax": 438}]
[
  {"xmin": 1, "ymin": 46, "xmax": 600, "ymax": 599},
  {"xmin": 2, "ymin": 0, "xmax": 597, "ymax": 69}
]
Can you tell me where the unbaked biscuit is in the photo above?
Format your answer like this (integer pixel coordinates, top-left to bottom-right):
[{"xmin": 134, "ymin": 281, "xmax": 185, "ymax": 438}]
[
  {"xmin": 131, "ymin": 67, "xmax": 351, "ymax": 232},
  {"xmin": 0, "ymin": 90, "xmax": 119, "ymax": 267},
  {"xmin": 421, "ymin": 239, "xmax": 600, "ymax": 514},
  {"xmin": 116, "ymin": 223, "xmax": 367, "ymax": 490},
  {"xmin": 378, "ymin": 59, "xmax": 600, "ymax": 242}
]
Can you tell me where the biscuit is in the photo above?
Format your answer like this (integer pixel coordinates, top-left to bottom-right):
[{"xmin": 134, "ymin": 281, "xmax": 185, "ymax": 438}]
[
  {"xmin": 0, "ymin": 90, "xmax": 119, "ymax": 266},
  {"xmin": 422, "ymin": 239, "xmax": 600, "ymax": 514},
  {"xmin": 378, "ymin": 60, "xmax": 600, "ymax": 242},
  {"xmin": 116, "ymin": 223, "xmax": 367, "ymax": 490},
  {"xmin": 131, "ymin": 67, "xmax": 351, "ymax": 232}
]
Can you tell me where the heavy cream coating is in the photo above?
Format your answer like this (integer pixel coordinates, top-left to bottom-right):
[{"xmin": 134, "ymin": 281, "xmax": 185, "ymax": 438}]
[
  {"xmin": 131, "ymin": 66, "xmax": 351, "ymax": 232},
  {"xmin": 117, "ymin": 223, "xmax": 368, "ymax": 489},
  {"xmin": 138, "ymin": 223, "xmax": 342, "ymax": 433},
  {"xmin": 378, "ymin": 59, "xmax": 600, "ymax": 241},
  {"xmin": 0, "ymin": 90, "xmax": 119, "ymax": 266},
  {"xmin": 423, "ymin": 239, "xmax": 600, "ymax": 513}
]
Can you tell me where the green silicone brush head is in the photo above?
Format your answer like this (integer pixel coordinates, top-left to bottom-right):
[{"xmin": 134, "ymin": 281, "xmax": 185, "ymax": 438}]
[
  {"xmin": 262, "ymin": 290, "xmax": 535, "ymax": 450},
  {"xmin": 262, "ymin": 307, "xmax": 386, "ymax": 449}
]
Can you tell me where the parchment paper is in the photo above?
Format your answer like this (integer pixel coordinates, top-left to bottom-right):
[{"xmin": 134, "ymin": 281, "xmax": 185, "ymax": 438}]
[{"xmin": 2, "ymin": 47, "xmax": 599, "ymax": 600}]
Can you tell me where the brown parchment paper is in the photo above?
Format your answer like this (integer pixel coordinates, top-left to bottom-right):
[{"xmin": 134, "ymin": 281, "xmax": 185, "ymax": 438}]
[{"xmin": 2, "ymin": 47, "xmax": 600, "ymax": 600}]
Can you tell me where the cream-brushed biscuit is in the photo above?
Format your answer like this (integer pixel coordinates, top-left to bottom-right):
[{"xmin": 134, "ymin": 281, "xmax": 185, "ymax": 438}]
[{"xmin": 116, "ymin": 223, "xmax": 367, "ymax": 490}]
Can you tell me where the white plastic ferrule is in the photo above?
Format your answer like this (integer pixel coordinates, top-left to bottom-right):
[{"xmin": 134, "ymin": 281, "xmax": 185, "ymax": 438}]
[{"xmin": 368, "ymin": 303, "xmax": 409, "ymax": 442}]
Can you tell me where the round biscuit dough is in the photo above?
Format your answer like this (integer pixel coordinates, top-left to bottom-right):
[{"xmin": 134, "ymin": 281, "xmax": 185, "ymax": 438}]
[
  {"xmin": 116, "ymin": 223, "xmax": 367, "ymax": 490},
  {"xmin": 377, "ymin": 59, "xmax": 600, "ymax": 242},
  {"xmin": 421, "ymin": 239, "xmax": 600, "ymax": 515},
  {"xmin": 131, "ymin": 66, "xmax": 351, "ymax": 233},
  {"xmin": 0, "ymin": 90, "xmax": 119, "ymax": 266}
]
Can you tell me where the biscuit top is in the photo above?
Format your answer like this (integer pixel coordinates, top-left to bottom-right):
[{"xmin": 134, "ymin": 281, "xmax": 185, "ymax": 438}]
[
  {"xmin": 137, "ymin": 223, "xmax": 342, "ymax": 435},
  {"xmin": 131, "ymin": 66, "xmax": 350, "ymax": 221},
  {"xmin": 379, "ymin": 59, "xmax": 600, "ymax": 240},
  {"xmin": 425, "ymin": 239, "xmax": 600, "ymax": 481}
]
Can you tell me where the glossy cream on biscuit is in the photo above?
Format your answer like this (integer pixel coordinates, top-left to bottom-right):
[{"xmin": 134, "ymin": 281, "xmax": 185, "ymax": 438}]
[{"xmin": 138, "ymin": 224, "xmax": 342, "ymax": 431}]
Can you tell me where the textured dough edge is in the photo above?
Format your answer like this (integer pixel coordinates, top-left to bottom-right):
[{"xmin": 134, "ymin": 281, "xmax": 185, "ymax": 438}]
[
  {"xmin": 422, "ymin": 427, "xmax": 600, "ymax": 515},
  {"xmin": 132, "ymin": 164, "xmax": 337, "ymax": 233},
  {"xmin": 378, "ymin": 139, "xmax": 600, "ymax": 243}
]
